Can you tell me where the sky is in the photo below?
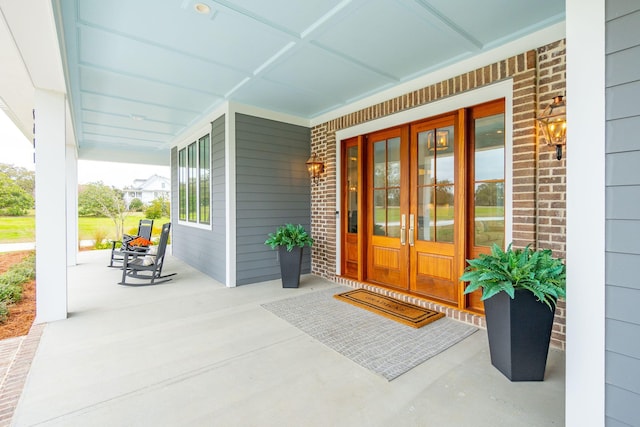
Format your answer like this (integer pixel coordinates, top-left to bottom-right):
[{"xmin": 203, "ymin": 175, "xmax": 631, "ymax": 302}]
[{"xmin": 0, "ymin": 109, "xmax": 169, "ymax": 188}]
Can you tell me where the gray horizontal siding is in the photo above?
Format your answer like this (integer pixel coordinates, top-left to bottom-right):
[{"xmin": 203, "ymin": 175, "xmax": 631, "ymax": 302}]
[
  {"xmin": 171, "ymin": 116, "xmax": 226, "ymax": 284},
  {"xmin": 606, "ymin": 319, "xmax": 640, "ymax": 359},
  {"xmin": 606, "ymin": 186, "xmax": 640, "ymax": 219},
  {"xmin": 607, "ymin": 0, "xmax": 640, "ymax": 20},
  {"xmin": 606, "ymin": 80, "xmax": 640, "ymax": 120},
  {"xmin": 606, "ymin": 285, "xmax": 640, "ymax": 324},
  {"xmin": 606, "ymin": 151, "xmax": 640, "ymax": 186},
  {"xmin": 606, "ymin": 220, "xmax": 640, "ymax": 254},
  {"xmin": 606, "ymin": 383, "xmax": 640, "ymax": 426},
  {"xmin": 606, "ymin": 252, "xmax": 640, "ymax": 291},
  {"xmin": 606, "ymin": 116, "xmax": 640, "ymax": 153},
  {"xmin": 606, "ymin": 2, "xmax": 640, "ymax": 424},
  {"xmin": 235, "ymin": 113, "xmax": 311, "ymax": 286},
  {"xmin": 606, "ymin": 8, "xmax": 640, "ymax": 53},
  {"xmin": 606, "ymin": 45, "xmax": 640, "ymax": 87},
  {"xmin": 607, "ymin": 352, "xmax": 640, "ymax": 395}
]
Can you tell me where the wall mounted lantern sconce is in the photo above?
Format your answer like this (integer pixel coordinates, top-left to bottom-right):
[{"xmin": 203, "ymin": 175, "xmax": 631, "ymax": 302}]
[
  {"xmin": 537, "ymin": 95, "xmax": 567, "ymax": 160},
  {"xmin": 306, "ymin": 153, "xmax": 325, "ymax": 184}
]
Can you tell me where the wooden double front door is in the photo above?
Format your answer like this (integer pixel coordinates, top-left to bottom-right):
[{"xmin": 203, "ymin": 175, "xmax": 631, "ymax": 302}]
[{"xmin": 341, "ymin": 100, "xmax": 505, "ymax": 312}]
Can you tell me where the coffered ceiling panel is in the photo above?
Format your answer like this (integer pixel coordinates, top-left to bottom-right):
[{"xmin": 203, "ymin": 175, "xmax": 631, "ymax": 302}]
[{"xmin": 53, "ymin": 0, "xmax": 565, "ymax": 164}]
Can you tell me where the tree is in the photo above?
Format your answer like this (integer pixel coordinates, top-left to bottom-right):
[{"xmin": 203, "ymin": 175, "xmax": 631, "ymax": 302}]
[
  {"xmin": 475, "ymin": 182, "xmax": 504, "ymax": 207},
  {"xmin": 128, "ymin": 198, "xmax": 144, "ymax": 212},
  {"xmin": 145, "ymin": 197, "xmax": 170, "ymax": 220},
  {"xmin": 0, "ymin": 163, "xmax": 35, "ymax": 197},
  {"xmin": 0, "ymin": 173, "xmax": 33, "ymax": 216},
  {"xmin": 78, "ymin": 182, "xmax": 128, "ymax": 237}
]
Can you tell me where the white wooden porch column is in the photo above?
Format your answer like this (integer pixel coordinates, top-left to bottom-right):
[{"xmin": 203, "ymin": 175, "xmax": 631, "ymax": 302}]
[
  {"xmin": 66, "ymin": 142, "xmax": 78, "ymax": 267},
  {"xmin": 34, "ymin": 89, "xmax": 68, "ymax": 322},
  {"xmin": 566, "ymin": 0, "xmax": 605, "ymax": 425}
]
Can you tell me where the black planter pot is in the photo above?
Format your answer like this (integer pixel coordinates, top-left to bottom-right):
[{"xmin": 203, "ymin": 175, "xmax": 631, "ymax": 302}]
[
  {"xmin": 277, "ymin": 246, "xmax": 303, "ymax": 288},
  {"xmin": 483, "ymin": 289, "xmax": 555, "ymax": 381}
]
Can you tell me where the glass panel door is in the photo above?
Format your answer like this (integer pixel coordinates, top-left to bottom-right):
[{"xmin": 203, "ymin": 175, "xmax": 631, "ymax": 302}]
[
  {"xmin": 410, "ymin": 116, "xmax": 458, "ymax": 304},
  {"xmin": 342, "ymin": 138, "xmax": 360, "ymax": 279},
  {"xmin": 366, "ymin": 128, "xmax": 408, "ymax": 290}
]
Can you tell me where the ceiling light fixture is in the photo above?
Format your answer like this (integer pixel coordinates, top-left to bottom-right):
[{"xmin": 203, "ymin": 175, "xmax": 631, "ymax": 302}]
[
  {"xmin": 194, "ymin": 3, "xmax": 211, "ymax": 14},
  {"xmin": 130, "ymin": 114, "xmax": 145, "ymax": 121}
]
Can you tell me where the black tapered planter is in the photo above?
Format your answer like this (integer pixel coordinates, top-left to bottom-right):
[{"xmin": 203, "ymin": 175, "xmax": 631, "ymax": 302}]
[
  {"xmin": 278, "ymin": 246, "xmax": 303, "ymax": 288},
  {"xmin": 483, "ymin": 289, "xmax": 555, "ymax": 381}
]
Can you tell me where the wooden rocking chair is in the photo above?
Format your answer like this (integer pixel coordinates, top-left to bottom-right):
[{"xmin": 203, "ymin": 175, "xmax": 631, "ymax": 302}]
[
  {"xmin": 118, "ymin": 223, "xmax": 176, "ymax": 285},
  {"xmin": 108, "ymin": 219, "xmax": 154, "ymax": 267}
]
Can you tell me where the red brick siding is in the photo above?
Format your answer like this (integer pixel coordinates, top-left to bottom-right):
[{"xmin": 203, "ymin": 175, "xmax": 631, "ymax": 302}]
[{"xmin": 537, "ymin": 40, "xmax": 567, "ymax": 349}]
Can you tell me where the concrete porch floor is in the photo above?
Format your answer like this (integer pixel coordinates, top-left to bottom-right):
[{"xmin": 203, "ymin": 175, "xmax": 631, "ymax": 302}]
[{"xmin": 12, "ymin": 250, "xmax": 565, "ymax": 426}]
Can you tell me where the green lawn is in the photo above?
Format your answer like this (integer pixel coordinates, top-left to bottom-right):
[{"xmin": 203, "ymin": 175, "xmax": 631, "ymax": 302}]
[
  {"xmin": 0, "ymin": 215, "xmax": 35, "ymax": 242},
  {"xmin": 78, "ymin": 213, "xmax": 170, "ymax": 241},
  {"xmin": 0, "ymin": 213, "xmax": 170, "ymax": 244}
]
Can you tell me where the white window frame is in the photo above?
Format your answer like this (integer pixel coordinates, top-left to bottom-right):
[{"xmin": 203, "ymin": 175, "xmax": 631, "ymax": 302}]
[{"xmin": 177, "ymin": 131, "xmax": 212, "ymax": 230}]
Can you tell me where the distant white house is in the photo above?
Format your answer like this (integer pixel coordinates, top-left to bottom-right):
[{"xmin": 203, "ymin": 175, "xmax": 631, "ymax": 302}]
[{"xmin": 123, "ymin": 174, "xmax": 170, "ymax": 207}]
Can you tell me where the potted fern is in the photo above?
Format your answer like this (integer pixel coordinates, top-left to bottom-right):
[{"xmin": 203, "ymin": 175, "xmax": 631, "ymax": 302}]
[
  {"xmin": 265, "ymin": 224, "xmax": 314, "ymax": 288},
  {"xmin": 460, "ymin": 243, "xmax": 566, "ymax": 381}
]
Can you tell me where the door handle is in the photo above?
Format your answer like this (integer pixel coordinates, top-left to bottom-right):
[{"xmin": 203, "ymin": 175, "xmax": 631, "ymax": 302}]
[
  {"xmin": 409, "ymin": 214, "xmax": 415, "ymax": 246},
  {"xmin": 400, "ymin": 214, "xmax": 406, "ymax": 245}
]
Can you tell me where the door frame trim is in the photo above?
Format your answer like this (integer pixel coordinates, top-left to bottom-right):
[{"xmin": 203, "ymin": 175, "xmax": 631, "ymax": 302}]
[{"xmin": 335, "ymin": 80, "xmax": 513, "ymax": 276}]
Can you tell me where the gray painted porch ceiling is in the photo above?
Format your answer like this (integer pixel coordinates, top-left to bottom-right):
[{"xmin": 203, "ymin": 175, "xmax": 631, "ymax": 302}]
[{"xmin": 54, "ymin": 0, "xmax": 564, "ymax": 164}]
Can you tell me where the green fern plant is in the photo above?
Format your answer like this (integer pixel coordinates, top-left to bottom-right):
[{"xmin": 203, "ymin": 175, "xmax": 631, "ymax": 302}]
[
  {"xmin": 265, "ymin": 223, "xmax": 314, "ymax": 252},
  {"xmin": 461, "ymin": 243, "xmax": 566, "ymax": 310}
]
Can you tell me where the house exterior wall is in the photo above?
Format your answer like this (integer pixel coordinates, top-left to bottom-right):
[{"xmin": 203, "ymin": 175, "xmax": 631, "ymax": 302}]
[
  {"xmin": 604, "ymin": 3, "xmax": 640, "ymax": 425},
  {"xmin": 235, "ymin": 113, "xmax": 311, "ymax": 285},
  {"xmin": 310, "ymin": 40, "xmax": 568, "ymax": 348},
  {"xmin": 170, "ymin": 113, "xmax": 311, "ymax": 286},
  {"xmin": 123, "ymin": 175, "xmax": 170, "ymax": 206},
  {"xmin": 170, "ymin": 115, "xmax": 226, "ymax": 284}
]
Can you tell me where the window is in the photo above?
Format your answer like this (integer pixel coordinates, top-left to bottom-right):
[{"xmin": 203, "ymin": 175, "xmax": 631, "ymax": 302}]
[
  {"xmin": 470, "ymin": 103, "xmax": 505, "ymax": 249},
  {"xmin": 178, "ymin": 149, "xmax": 186, "ymax": 221},
  {"xmin": 199, "ymin": 135, "xmax": 211, "ymax": 224},
  {"xmin": 178, "ymin": 133, "xmax": 211, "ymax": 225},
  {"xmin": 188, "ymin": 142, "xmax": 197, "ymax": 222}
]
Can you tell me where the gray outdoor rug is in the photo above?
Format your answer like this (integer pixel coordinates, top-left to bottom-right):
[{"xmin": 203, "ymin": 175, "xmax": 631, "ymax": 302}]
[{"xmin": 261, "ymin": 287, "xmax": 478, "ymax": 381}]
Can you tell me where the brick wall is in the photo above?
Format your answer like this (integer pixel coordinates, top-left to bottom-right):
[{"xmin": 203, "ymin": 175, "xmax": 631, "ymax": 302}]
[
  {"xmin": 310, "ymin": 40, "xmax": 567, "ymax": 349},
  {"xmin": 537, "ymin": 40, "xmax": 567, "ymax": 349}
]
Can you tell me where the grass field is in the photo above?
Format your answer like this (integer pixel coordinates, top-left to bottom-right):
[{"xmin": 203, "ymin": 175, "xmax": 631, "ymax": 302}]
[
  {"xmin": 0, "ymin": 215, "xmax": 35, "ymax": 242},
  {"xmin": 78, "ymin": 214, "xmax": 170, "ymax": 241},
  {"xmin": 0, "ymin": 213, "xmax": 170, "ymax": 244}
]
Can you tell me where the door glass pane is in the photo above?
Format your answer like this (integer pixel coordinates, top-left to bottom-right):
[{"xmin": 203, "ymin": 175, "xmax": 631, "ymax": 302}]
[
  {"xmin": 417, "ymin": 185, "xmax": 434, "ymax": 241},
  {"xmin": 435, "ymin": 126, "xmax": 455, "ymax": 184},
  {"xmin": 418, "ymin": 130, "xmax": 434, "ymax": 186},
  {"xmin": 436, "ymin": 185, "xmax": 454, "ymax": 243},
  {"xmin": 373, "ymin": 189, "xmax": 386, "ymax": 236},
  {"xmin": 387, "ymin": 137, "xmax": 401, "ymax": 187},
  {"xmin": 416, "ymin": 124, "xmax": 455, "ymax": 243},
  {"xmin": 474, "ymin": 182, "xmax": 505, "ymax": 247},
  {"xmin": 373, "ymin": 141, "xmax": 386, "ymax": 188},
  {"xmin": 372, "ymin": 136, "xmax": 401, "ymax": 238},
  {"xmin": 347, "ymin": 145, "xmax": 358, "ymax": 233},
  {"xmin": 387, "ymin": 188, "xmax": 400, "ymax": 238},
  {"xmin": 474, "ymin": 114, "xmax": 505, "ymax": 181},
  {"xmin": 473, "ymin": 112, "xmax": 505, "ymax": 248}
]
